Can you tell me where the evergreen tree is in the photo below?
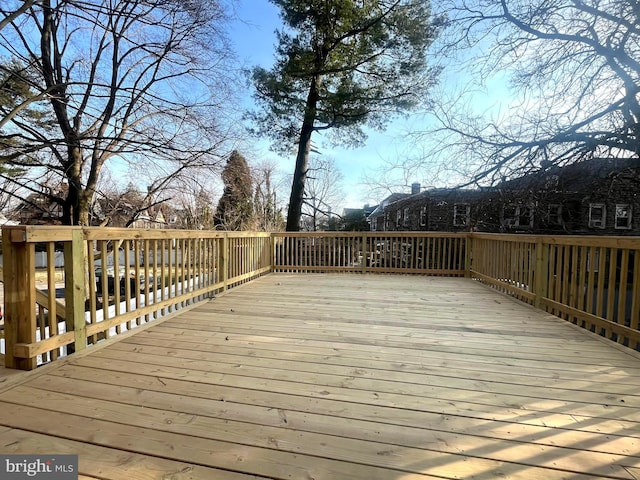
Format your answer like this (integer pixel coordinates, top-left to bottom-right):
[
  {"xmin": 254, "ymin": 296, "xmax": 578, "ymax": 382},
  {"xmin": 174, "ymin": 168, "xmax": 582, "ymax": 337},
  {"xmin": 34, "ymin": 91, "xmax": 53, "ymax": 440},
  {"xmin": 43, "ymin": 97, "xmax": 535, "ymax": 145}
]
[
  {"xmin": 214, "ymin": 150, "xmax": 254, "ymax": 230},
  {"xmin": 0, "ymin": 60, "xmax": 46, "ymax": 203},
  {"xmin": 250, "ymin": 0, "xmax": 441, "ymax": 230}
]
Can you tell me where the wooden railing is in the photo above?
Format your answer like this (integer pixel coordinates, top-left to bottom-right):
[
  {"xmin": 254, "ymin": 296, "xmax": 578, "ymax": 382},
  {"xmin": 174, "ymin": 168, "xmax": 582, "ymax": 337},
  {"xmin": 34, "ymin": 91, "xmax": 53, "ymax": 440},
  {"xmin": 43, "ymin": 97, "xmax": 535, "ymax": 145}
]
[
  {"xmin": 1, "ymin": 227, "xmax": 271, "ymax": 370},
  {"xmin": 1, "ymin": 227, "xmax": 639, "ymax": 370},
  {"xmin": 273, "ymin": 232, "xmax": 468, "ymax": 275},
  {"xmin": 470, "ymin": 233, "xmax": 640, "ymax": 350}
]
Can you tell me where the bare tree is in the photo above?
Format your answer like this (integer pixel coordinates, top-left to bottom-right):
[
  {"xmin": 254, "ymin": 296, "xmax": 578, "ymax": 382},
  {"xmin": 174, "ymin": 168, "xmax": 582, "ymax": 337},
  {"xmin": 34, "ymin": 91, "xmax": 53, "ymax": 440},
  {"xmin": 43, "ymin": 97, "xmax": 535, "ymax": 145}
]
[
  {"xmin": 168, "ymin": 178, "xmax": 217, "ymax": 230},
  {"xmin": 0, "ymin": 0, "xmax": 236, "ymax": 225},
  {"xmin": 0, "ymin": 173, "xmax": 21, "ymax": 212},
  {"xmin": 416, "ymin": 0, "xmax": 640, "ymax": 186},
  {"xmin": 0, "ymin": 1, "xmax": 38, "ymax": 32},
  {"xmin": 253, "ymin": 159, "xmax": 286, "ymax": 231},
  {"xmin": 301, "ymin": 156, "xmax": 344, "ymax": 231}
]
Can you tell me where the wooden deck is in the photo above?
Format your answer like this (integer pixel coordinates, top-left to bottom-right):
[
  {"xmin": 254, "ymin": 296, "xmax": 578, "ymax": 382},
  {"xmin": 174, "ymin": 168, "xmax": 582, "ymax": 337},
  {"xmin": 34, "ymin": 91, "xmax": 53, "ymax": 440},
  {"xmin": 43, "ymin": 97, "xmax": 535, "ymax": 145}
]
[{"xmin": 0, "ymin": 274, "xmax": 639, "ymax": 479}]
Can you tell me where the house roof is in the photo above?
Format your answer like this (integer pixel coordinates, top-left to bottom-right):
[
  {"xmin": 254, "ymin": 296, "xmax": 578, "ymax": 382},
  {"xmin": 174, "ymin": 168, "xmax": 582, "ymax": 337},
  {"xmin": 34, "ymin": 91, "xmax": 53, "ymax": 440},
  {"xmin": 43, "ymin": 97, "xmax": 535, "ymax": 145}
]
[
  {"xmin": 368, "ymin": 158, "xmax": 640, "ymax": 218},
  {"xmin": 497, "ymin": 157, "xmax": 640, "ymax": 192},
  {"xmin": 367, "ymin": 193, "xmax": 410, "ymax": 218},
  {"xmin": 0, "ymin": 214, "xmax": 18, "ymax": 226}
]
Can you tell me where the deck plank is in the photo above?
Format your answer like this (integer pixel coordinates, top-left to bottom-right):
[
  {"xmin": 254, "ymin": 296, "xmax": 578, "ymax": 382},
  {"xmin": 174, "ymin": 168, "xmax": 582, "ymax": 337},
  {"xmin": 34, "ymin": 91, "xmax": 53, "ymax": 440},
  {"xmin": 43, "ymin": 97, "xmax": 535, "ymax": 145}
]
[{"xmin": 0, "ymin": 274, "xmax": 639, "ymax": 479}]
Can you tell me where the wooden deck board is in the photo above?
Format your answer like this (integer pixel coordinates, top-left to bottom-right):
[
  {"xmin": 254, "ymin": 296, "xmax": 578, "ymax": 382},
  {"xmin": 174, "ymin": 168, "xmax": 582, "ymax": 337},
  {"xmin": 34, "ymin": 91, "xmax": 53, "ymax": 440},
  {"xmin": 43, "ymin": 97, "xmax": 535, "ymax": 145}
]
[{"xmin": 0, "ymin": 274, "xmax": 639, "ymax": 479}]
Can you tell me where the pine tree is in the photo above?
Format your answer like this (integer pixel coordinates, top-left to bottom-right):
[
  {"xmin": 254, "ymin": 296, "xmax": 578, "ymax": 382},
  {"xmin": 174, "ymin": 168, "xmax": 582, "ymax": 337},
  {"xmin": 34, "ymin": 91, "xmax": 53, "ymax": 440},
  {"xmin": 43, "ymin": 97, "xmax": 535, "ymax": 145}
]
[
  {"xmin": 214, "ymin": 151, "xmax": 254, "ymax": 230},
  {"xmin": 250, "ymin": 0, "xmax": 441, "ymax": 230}
]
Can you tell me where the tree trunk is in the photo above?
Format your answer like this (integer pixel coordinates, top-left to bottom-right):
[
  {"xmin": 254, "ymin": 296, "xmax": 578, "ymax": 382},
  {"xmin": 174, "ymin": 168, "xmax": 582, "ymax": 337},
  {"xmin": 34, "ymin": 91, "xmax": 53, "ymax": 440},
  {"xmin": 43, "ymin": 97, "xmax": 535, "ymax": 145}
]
[
  {"xmin": 286, "ymin": 75, "xmax": 321, "ymax": 231},
  {"xmin": 65, "ymin": 144, "xmax": 86, "ymax": 226}
]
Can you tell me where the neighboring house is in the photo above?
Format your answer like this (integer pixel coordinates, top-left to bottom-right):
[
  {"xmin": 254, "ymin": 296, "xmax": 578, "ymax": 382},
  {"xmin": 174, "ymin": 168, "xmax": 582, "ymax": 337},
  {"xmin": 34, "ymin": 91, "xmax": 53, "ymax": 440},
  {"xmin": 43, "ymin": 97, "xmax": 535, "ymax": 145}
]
[
  {"xmin": 9, "ymin": 190, "xmax": 65, "ymax": 225},
  {"xmin": 10, "ymin": 184, "xmax": 171, "ymax": 229},
  {"xmin": 373, "ymin": 188, "xmax": 496, "ymax": 232},
  {"xmin": 340, "ymin": 204, "xmax": 378, "ymax": 231},
  {"xmin": 130, "ymin": 206, "xmax": 167, "ymax": 229},
  {"xmin": 367, "ymin": 192, "xmax": 412, "ymax": 232},
  {"xmin": 368, "ymin": 158, "xmax": 640, "ymax": 235}
]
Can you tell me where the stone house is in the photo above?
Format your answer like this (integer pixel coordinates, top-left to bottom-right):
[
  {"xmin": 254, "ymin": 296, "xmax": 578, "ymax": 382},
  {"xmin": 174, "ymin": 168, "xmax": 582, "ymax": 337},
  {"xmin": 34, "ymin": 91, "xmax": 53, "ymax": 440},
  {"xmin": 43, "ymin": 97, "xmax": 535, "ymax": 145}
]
[{"xmin": 368, "ymin": 158, "xmax": 640, "ymax": 235}]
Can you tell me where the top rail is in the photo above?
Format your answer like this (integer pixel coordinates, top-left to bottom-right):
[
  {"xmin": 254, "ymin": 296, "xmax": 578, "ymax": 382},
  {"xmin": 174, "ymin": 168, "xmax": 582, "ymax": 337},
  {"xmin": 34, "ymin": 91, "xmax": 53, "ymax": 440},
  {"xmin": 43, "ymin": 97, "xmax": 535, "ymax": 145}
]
[{"xmin": 1, "ymin": 227, "xmax": 639, "ymax": 370}]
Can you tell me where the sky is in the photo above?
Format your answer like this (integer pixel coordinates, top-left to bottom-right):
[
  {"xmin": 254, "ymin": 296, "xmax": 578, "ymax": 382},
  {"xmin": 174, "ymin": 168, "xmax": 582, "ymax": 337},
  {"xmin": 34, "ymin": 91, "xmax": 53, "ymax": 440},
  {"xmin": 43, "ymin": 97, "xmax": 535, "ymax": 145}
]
[{"xmin": 228, "ymin": 1, "xmax": 434, "ymax": 211}]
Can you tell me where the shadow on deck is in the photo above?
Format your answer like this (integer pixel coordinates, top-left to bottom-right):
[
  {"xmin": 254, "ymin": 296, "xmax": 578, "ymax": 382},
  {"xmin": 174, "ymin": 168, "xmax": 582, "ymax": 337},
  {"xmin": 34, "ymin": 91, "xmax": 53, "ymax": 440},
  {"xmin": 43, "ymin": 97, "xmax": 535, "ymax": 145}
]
[{"xmin": 0, "ymin": 274, "xmax": 639, "ymax": 479}]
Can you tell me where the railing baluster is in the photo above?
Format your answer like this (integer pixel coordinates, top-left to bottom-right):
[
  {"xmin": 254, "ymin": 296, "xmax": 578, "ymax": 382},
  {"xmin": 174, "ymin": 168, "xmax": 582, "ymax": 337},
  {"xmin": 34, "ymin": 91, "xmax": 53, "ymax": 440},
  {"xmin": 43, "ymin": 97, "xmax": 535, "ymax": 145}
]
[
  {"xmin": 617, "ymin": 248, "xmax": 630, "ymax": 345},
  {"xmin": 124, "ymin": 240, "xmax": 132, "ymax": 329},
  {"xmin": 630, "ymin": 251, "xmax": 640, "ymax": 350},
  {"xmin": 135, "ymin": 239, "xmax": 142, "ymax": 324},
  {"xmin": 605, "ymin": 248, "xmax": 618, "ymax": 337},
  {"xmin": 46, "ymin": 242, "xmax": 58, "ymax": 361}
]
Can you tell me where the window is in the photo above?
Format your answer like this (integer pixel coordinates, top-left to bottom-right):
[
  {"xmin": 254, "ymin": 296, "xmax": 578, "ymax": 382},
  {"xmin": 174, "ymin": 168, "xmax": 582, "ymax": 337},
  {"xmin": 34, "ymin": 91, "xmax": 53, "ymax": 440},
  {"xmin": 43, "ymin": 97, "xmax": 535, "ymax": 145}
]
[
  {"xmin": 518, "ymin": 206, "xmax": 533, "ymax": 228},
  {"xmin": 503, "ymin": 204, "xmax": 533, "ymax": 228},
  {"xmin": 384, "ymin": 212, "xmax": 390, "ymax": 231},
  {"xmin": 420, "ymin": 206, "xmax": 427, "ymax": 227},
  {"xmin": 615, "ymin": 204, "xmax": 632, "ymax": 229},
  {"xmin": 548, "ymin": 204, "xmax": 562, "ymax": 225},
  {"xmin": 50, "ymin": 204, "xmax": 63, "ymax": 218},
  {"xmin": 503, "ymin": 205, "xmax": 517, "ymax": 227},
  {"xmin": 396, "ymin": 210, "xmax": 402, "ymax": 228},
  {"xmin": 589, "ymin": 203, "xmax": 606, "ymax": 228},
  {"xmin": 403, "ymin": 208, "xmax": 409, "ymax": 227},
  {"xmin": 453, "ymin": 203, "xmax": 470, "ymax": 227}
]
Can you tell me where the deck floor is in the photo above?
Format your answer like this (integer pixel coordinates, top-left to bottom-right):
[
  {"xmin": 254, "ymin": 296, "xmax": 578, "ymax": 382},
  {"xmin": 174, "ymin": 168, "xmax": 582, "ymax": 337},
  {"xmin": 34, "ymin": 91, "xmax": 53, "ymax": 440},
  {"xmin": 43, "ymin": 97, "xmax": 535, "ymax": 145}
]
[{"xmin": 0, "ymin": 274, "xmax": 639, "ymax": 479}]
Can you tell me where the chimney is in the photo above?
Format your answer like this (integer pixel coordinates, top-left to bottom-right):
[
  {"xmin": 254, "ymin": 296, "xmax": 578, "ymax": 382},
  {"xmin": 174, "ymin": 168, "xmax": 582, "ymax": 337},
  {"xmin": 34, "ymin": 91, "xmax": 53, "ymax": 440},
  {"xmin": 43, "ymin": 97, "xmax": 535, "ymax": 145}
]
[{"xmin": 411, "ymin": 182, "xmax": 421, "ymax": 195}]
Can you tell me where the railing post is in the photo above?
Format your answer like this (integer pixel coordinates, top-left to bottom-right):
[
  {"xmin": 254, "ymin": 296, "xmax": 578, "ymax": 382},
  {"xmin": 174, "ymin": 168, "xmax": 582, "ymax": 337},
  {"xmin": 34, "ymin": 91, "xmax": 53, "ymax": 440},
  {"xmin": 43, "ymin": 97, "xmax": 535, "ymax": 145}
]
[
  {"xmin": 2, "ymin": 227, "xmax": 37, "ymax": 370},
  {"xmin": 64, "ymin": 228, "xmax": 87, "ymax": 355},
  {"xmin": 464, "ymin": 233, "xmax": 473, "ymax": 278},
  {"xmin": 220, "ymin": 233, "xmax": 229, "ymax": 292},
  {"xmin": 534, "ymin": 237, "xmax": 549, "ymax": 309}
]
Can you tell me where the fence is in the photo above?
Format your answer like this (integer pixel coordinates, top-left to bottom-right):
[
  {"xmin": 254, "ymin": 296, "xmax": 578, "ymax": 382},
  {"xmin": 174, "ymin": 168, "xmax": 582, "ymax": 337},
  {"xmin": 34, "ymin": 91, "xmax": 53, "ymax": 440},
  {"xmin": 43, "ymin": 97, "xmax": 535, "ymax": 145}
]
[{"xmin": 1, "ymin": 227, "xmax": 639, "ymax": 370}]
